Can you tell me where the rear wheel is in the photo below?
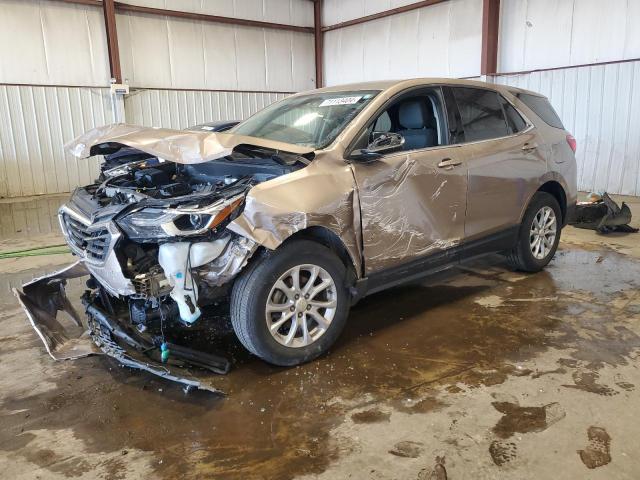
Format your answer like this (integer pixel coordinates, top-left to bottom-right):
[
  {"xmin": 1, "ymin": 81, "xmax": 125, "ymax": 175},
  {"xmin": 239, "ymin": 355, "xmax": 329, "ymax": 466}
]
[
  {"xmin": 230, "ymin": 240, "xmax": 350, "ymax": 366},
  {"xmin": 507, "ymin": 192, "xmax": 562, "ymax": 272}
]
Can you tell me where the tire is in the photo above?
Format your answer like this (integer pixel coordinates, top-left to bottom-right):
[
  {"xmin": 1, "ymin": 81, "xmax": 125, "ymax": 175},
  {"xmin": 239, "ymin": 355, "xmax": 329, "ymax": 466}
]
[
  {"xmin": 230, "ymin": 239, "xmax": 350, "ymax": 366},
  {"xmin": 506, "ymin": 191, "xmax": 562, "ymax": 272}
]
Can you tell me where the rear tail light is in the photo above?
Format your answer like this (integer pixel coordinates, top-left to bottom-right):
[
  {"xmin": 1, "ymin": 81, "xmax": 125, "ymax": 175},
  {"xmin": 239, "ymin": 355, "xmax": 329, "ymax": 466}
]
[{"xmin": 566, "ymin": 134, "xmax": 577, "ymax": 153}]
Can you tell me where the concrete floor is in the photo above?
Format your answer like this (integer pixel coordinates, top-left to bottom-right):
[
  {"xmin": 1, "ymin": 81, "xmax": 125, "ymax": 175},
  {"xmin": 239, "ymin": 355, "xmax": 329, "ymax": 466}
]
[{"xmin": 1, "ymin": 194, "xmax": 639, "ymax": 479}]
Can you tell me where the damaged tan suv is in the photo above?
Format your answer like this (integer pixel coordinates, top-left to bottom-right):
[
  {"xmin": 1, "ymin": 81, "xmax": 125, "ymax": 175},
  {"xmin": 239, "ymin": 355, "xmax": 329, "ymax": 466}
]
[{"xmin": 18, "ymin": 79, "xmax": 577, "ymax": 385}]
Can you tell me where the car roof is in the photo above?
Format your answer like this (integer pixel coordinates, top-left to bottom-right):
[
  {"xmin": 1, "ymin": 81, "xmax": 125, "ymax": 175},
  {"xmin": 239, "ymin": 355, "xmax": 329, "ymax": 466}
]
[{"xmin": 311, "ymin": 78, "xmax": 544, "ymax": 98}]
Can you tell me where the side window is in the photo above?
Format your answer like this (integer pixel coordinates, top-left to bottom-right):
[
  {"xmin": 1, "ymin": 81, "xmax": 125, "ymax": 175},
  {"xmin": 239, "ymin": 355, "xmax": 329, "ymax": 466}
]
[
  {"xmin": 452, "ymin": 87, "xmax": 510, "ymax": 142},
  {"xmin": 372, "ymin": 111, "xmax": 392, "ymax": 132},
  {"xmin": 500, "ymin": 96, "xmax": 527, "ymax": 134},
  {"xmin": 368, "ymin": 91, "xmax": 444, "ymax": 152},
  {"xmin": 515, "ymin": 92, "xmax": 564, "ymax": 129},
  {"xmin": 443, "ymin": 87, "xmax": 464, "ymax": 144}
]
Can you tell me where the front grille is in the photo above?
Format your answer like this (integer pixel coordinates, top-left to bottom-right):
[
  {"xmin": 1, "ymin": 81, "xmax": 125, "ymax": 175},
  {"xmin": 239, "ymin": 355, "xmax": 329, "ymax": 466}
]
[{"xmin": 62, "ymin": 213, "xmax": 111, "ymax": 262}]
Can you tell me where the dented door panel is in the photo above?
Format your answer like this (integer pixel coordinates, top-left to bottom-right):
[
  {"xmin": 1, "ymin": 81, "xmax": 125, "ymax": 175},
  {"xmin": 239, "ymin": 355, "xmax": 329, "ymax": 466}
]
[{"xmin": 351, "ymin": 146, "xmax": 470, "ymax": 275}]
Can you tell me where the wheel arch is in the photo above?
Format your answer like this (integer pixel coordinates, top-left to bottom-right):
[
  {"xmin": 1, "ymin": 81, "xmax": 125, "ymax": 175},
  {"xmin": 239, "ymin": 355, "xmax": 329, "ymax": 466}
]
[
  {"xmin": 283, "ymin": 226, "xmax": 360, "ymax": 280},
  {"xmin": 537, "ymin": 180, "xmax": 567, "ymax": 225},
  {"xmin": 518, "ymin": 176, "xmax": 568, "ymax": 227}
]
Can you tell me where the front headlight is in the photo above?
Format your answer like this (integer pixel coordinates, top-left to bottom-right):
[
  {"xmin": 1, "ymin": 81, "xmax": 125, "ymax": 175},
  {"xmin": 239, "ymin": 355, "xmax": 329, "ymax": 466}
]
[
  {"xmin": 116, "ymin": 209, "xmax": 175, "ymax": 241},
  {"xmin": 117, "ymin": 196, "xmax": 244, "ymax": 242}
]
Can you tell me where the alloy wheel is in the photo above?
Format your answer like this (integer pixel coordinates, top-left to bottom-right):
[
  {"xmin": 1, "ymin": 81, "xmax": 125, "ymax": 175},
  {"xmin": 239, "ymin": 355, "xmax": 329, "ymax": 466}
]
[
  {"xmin": 265, "ymin": 264, "xmax": 337, "ymax": 348},
  {"xmin": 529, "ymin": 206, "xmax": 557, "ymax": 260}
]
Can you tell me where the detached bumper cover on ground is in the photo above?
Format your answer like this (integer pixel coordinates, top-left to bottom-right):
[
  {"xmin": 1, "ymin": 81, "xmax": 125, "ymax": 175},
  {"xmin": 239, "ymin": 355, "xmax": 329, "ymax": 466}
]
[
  {"xmin": 14, "ymin": 262, "xmax": 227, "ymax": 394},
  {"xmin": 571, "ymin": 193, "xmax": 638, "ymax": 233}
]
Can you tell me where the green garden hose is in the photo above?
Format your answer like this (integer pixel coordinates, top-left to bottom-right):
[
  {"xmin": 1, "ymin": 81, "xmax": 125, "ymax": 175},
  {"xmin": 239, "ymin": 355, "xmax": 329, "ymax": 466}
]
[{"xmin": 0, "ymin": 244, "xmax": 71, "ymax": 259}]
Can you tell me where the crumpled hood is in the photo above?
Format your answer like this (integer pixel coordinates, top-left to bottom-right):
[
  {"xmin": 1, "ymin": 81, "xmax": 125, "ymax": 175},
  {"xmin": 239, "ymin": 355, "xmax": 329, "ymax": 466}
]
[{"xmin": 65, "ymin": 123, "xmax": 315, "ymax": 164}]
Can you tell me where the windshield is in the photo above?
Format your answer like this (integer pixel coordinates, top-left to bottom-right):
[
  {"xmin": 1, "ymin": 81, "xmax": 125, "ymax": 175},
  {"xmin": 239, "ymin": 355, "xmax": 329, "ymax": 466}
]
[{"xmin": 231, "ymin": 90, "xmax": 379, "ymax": 149}]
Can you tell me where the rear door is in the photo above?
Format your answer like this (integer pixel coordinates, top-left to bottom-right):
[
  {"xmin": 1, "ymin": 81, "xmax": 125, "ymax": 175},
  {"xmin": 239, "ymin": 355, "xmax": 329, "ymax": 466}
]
[{"xmin": 447, "ymin": 86, "xmax": 547, "ymax": 243}]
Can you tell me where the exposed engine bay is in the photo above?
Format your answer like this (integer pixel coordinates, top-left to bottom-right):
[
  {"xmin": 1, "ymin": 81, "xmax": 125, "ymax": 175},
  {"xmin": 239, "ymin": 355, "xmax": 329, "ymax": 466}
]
[
  {"xmin": 16, "ymin": 139, "xmax": 310, "ymax": 392},
  {"xmin": 74, "ymin": 144, "xmax": 305, "ymax": 319}
]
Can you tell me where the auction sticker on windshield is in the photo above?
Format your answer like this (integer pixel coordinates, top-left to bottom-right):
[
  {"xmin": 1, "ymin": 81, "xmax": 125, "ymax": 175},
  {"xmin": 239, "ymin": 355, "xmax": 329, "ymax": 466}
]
[{"xmin": 319, "ymin": 96, "xmax": 362, "ymax": 107}]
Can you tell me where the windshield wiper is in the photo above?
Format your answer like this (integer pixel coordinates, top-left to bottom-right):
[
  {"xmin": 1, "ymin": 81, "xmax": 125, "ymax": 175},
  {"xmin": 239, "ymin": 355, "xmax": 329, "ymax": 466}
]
[{"xmin": 233, "ymin": 145, "xmax": 311, "ymax": 166}]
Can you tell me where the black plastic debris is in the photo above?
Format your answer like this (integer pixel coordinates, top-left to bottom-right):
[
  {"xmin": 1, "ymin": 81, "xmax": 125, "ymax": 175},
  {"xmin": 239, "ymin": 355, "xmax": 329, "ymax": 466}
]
[
  {"xmin": 14, "ymin": 262, "xmax": 227, "ymax": 394},
  {"xmin": 571, "ymin": 193, "xmax": 638, "ymax": 234}
]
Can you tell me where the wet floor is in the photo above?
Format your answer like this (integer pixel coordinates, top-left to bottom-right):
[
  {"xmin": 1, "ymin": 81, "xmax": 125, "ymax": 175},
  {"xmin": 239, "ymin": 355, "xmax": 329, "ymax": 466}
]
[
  {"xmin": 1, "ymin": 197, "xmax": 640, "ymax": 479},
  {"xmin": 0, "ymin": 194, "xmax": 67, "ymax": 240}
]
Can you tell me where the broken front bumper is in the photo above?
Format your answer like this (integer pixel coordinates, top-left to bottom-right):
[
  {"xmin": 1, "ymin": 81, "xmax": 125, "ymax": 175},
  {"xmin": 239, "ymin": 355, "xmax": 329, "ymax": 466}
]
[{"xmin": 14, "ymin": 262, "xmax": 228, "ymax": 393}]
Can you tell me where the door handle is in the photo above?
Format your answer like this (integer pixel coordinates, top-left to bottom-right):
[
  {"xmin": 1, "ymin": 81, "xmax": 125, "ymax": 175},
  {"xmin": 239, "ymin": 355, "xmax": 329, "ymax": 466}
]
[
  {"xmin": 522, "ymin": 142, "xmax": 538, "ymax": 153},
  {"xmin": 437, "ymin": 158, "xmax": 462, "ymax": 169}
]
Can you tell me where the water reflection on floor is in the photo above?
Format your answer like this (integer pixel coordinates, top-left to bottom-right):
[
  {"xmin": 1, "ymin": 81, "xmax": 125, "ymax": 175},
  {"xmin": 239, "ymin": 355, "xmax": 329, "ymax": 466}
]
[{"xmin": 0, "ymin": 194, "xmax": 67, "ymax": 239}]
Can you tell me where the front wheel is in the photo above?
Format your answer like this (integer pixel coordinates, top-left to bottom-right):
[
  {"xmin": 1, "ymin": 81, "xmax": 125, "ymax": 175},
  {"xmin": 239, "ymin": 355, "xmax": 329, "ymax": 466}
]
[
  {"xmin": 230, "ymin": 240, "xmax": 350, "ymax": 366},
  {"xmin": 506, "ymin": 192, "xmax": 562, "ymax": 272}
]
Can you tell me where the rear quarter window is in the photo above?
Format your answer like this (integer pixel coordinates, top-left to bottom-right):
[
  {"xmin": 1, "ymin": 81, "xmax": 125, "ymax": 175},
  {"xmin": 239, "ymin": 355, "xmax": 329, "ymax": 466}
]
[
  {"xmin": 516, "ymin": 93, "xmax": 564, "ymax": 129},
  {"xmin": 452, "ymin": 87, "xmax": 510, "ymax": 142},
  {"xmin": 500, "ymin": 96, "xmax": 528, "ymax": 134}
]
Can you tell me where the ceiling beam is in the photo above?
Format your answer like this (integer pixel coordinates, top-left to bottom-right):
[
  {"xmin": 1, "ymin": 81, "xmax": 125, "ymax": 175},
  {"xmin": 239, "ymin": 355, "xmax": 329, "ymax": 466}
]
[
  {"xmin": 102, "ymin": 0, "xmax": 122, "ymax": 83},
  {"xmin": 322, "ymin": 0, "xmax": 448, "ymax": 32},
  {"xmin": 113, "ymin": 2, "xmax": 314, "ymax": 33},
  {"xmin": 53, "ymin": 0, "xmax": 101, "ymax": 6},
  {"xmin": 480, "ymin": 0, "xmax": 500, "ymax": 75},
  {"xmin": 43, "ymin": 0, "xmax": 314, "ymax": 33}
]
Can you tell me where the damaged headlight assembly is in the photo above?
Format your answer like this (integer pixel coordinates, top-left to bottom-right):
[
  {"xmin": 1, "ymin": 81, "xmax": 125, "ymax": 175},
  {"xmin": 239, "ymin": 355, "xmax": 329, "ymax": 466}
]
[
  {"xmin": 116, "ymin": 195, "xmax": 250, "ymax": 326},
  {"xmin": 116, "ymin": 196, "xmax": 244, "ymax": 242}
]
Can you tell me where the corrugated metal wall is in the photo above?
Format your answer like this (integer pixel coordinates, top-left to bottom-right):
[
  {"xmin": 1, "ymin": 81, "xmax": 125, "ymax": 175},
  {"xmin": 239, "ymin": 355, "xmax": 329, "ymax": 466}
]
[
  {"xmin": 495, "ymin": 60, "xmax": 640, "ymax": 196},
  {"xmin": 116, "ymin": 12, "xmax": 315, "ymax": 92},
  {"xmin": 321, "ymin": 0, "xmax": 640, "ymax": 196},
  {"xmin": 0, "ymin": 0, "xmax": 313, "ymax": 198},
  {"xmin": 122, "ymin": 0, "xmax": 314, "ymax": 27},
  {"xmin": 323, "ymin": 0, "xmax": 432, "ymax": 25},
  {"xmin": 0, "ymin": 85, "xmax": 117, "ymax": 198},
  {"xmin": 0, "ymin": 0, "xmax": 110, "ymax": 86},
  {"xmin": 124, "ymin": 88, "xmax": 289, "ymax": 128},
  {"xmin": 498, "ymin": 0, "xmax": 640, "ymax": 74},
  {"xmin": 2, "ymin": 0, "xmax": 640, "ymax": 198},
  {"xmin": 495, "ymin": 0, "xmax": 640, "ymax": 196},
  {"xmin": 322, "ymin": 0, "xmax": 482, "ymax": 85}
]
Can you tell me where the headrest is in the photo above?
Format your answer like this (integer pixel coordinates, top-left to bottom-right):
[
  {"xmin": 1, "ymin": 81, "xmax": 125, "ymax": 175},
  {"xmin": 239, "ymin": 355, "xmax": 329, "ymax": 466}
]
[{"xmin": 399, "ymin": 100, "xmax": 427, "ymax": 129}]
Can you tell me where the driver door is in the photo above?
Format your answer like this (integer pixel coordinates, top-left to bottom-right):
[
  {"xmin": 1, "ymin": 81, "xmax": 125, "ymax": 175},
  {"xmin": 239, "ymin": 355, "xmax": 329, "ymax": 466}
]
[{"xmin": 349, "ymin": 88, "xmax": 471, "ymax": 278}]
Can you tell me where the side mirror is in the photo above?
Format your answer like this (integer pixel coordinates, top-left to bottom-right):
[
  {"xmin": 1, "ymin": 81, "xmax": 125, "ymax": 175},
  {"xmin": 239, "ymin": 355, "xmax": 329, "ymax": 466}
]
[{"xmin": 351, "ymin": 132, "xmax": 405, "ymax": 162}]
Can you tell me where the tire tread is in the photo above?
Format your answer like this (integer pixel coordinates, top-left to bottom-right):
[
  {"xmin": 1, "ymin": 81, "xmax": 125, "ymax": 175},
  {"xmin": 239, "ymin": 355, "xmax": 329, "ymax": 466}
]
[
  {"xmin": 230, "ymin": 240, "xmax": 349, "ymax": 366},
  {"xmin": 507, "ymin": 191, "xmax": 561, "ymax": 272}
]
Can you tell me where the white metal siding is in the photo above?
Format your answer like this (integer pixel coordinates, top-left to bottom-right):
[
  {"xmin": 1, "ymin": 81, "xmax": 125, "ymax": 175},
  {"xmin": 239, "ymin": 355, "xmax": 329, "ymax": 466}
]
[
  {"xmin": 323, "ymin": 0, "xmax": 482, "ymax": 86},
  {"xmin": 495, "ymin": 60, "xmax": 640, "ymax": 196},
  {"xmin": 0, "ymin": 0, "xmax": 109, "ymax": 86},
  {"xmin": 498, "ymin": 0, "xmax": 640, "ymax": 73},
  {"xmin": 122, "ymin": 0, "xmax": 314, "ymax": 27},
  {"xmin": 0, "ymin": 85, "xmax": 116, "ymax": 198},
  {"xmin": 0, "ymin": 0, "xmax": 311, "ymax": 198},
  {"xmin": 116, "ymin": 12, "xmax": 316, "ymax": 92},
  {"xmin": 123, "ymin": 88, "xmax": 289, "ymax": 129},
  {"xmin": 0, "ymin": 86, "xmax": 287, "ymax": 198},
  {"xmin": 322, "ymin": 0, "xmax": 422, "ymax": 25}
]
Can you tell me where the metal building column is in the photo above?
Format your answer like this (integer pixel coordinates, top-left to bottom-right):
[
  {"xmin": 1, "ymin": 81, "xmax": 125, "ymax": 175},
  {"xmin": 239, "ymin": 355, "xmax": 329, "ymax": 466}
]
[
  {"xmin": 102, "ymin": 0, "xmax": 122, "ymax": 83},
  {"xmin": 314, "ymin": 0, "xmax": 323, "ymax": 88},
  {"xmin": 481, "ymin": 0, "xmax": 500, "ymax": 76}
]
